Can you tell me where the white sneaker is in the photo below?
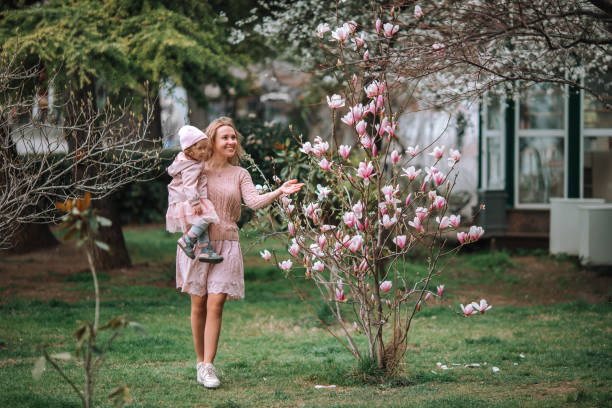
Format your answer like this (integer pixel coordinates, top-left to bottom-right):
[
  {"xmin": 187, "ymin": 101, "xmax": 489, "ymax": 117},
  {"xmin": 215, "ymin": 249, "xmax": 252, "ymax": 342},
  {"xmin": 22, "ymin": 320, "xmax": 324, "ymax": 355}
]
[{"xmin": 196, "ymin": 362, "xmax": 221, "ymax": 388}]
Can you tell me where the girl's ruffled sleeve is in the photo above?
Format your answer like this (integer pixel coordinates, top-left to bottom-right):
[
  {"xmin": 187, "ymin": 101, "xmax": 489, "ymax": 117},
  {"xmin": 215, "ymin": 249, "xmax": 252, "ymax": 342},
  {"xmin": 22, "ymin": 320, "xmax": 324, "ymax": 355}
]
[
  {"xmin": 182, "ymin": 163, "xmax": 203, "ymax": 206},
  {"xmin": 239, "ymin": 168, "xmax": 278, "ymax": 210}
]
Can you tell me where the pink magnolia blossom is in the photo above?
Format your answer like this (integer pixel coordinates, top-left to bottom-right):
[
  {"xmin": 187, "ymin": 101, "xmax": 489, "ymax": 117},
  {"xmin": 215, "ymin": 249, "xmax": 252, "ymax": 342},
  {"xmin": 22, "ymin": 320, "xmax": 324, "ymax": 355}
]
[
  {"xmin": 318, "ymin": 157, "xmax": 332, "ymax": 171},
  {"xmin": 352, "ymin": 74, "xmax": 358, "ymax": 88},
  {"xmin": 401, "ymin": 166, "xmax": 421, "ymax": 180},
  {"xmin": 406, "ymin": 145, "xmax": 419, "ymax": 156},
  {"xmin": 437, "ymin": 285, "xmax": 445, "ymax": 297},
  {"xmin": 424, "ymin": 292, "xmax": 432, "ymax": 301},
  {"xmin": 335, "ymin": 287, "xmax": 346, "ymax": 301},
  {"xmin": 357, "ymin": 161, "xmax": 375, "ymax": 185},
  {"xmin": 358, "ymin": 258, "xmax": 368, "ymax": 272},
  {"xmin": 428, "ymin": 190, "xmax": 438, "ymax": 201},
  {"xmin": 448, "ymin": 149, "xmax": 461, "ymax": 166},
  {"xmin": 260, "ymin": 249, "xmax": 271, "ymax": 261},
  {"xmin": 457, "ymin": 231, "xmax": 468, "ymax": 244},
  {"xmin": 461, "ymin": 303, "xmax": 477, "ymax": 316},
  {"xmin": 355, "ymin": 120, "xmax": 367, "ymax": 136},
  {"xmin": 472, "ymin": 299, "xmax": 492, "ymax": 313},
  {"xmin": 468, "ymin": 226, "xmax": 485, "ymax": 241},
  {"xmin": 345, "ymin": 21, "xmax": 358, "ymax": 33},
  {"xmin": 338, "ymin": 145, "xmax": 351, "ymax": 159},
  {"xmin": 382, "ymin": 214, "xmax": 397, "ymax": 229},
  {"xmin": 416, "ymin": 300, "xmax": 422, "ymax": 311},
  {"xmin": 381, "ymin": 184, "xmax": 398, "ymax": 201},
  {"xmin": 383, "ymin": 23, "xmax": 399, "ymax": 38},
  {"xmin": 343, "ymin": 211, "xmax": 357, "ymax": 228},
  {"xmin": 352, "ymin": 33, "xmax": 365, "ymax": 48},
  {"xmin": 288, "ymin": 222, "xmax": 295, "ymax": 236},
  {"xmin": 371, "ymin": 293, "xmax": 375, "ymax": 303},
  {"xmin": 341, "ymin": 111, "xmax": 356, "ymax": 126},
  {"xmin": 327, "ymin": 94, "xmax": 345, "ymax": 109},
  {"xmin": 299, "ymin": 142, "xmax": 313, "ymax": 155},
  {"xmin": 416, "ymin": 206, "xmax": 429, "ymax": 222},
  {"xmin": 316, "ymin": 184, "xmax": 331, "ymax": 200},
  {"xmin": 281, "ymin": 196, "xmax": 292, "ymax": 207},
  {"xmin": 393, "ymin": 235, "xmax": 407, "ymax": 249},
  {"xmin": 321, "ymin": 224, "xmax": 335, "ymax": 232},
  {"xmin": 312, "ymin": 261, "xmax": 325, "ymax": 272},
  {"xmin": 279, "ymin": 259, "xmax": 293, "ymax": 271},
  {"xmin": 303, "ymin": 202, "xmax": 320, "ymax": 220},
  {"xmin": 449, "ymin": 214, "xmax": 461, "ymax": 228},
  {"xmin": 380, "ymin": 280, "xmax": 392, "ymax": 293},
  {"xmin": 414, "ymin": 5, "xmax": 424, "ymax": 18},
  {"xmin": 409, "ymin": 216, "xmax": 424, "ymax": 233},
  {"xmin": 348, "ymin": 235, "xmax": 364, "ymax": 252},
  {"xmin": 436, "ymin": 216, "xmax": 450, "ymax": 229},
  {"xmin": 286, "ymin": 204, "xmax": 295, "ymax": 215},
  {"xmin": 378, "ymin": 202, "xmax": 387, "ymax": 216},
  {"xmin": 364, "ymin": 80, "xmax": 385, "ymax": 98},
  {"xmin": 315, "ymin": 23, "xmax": 330, "ymax": 37},
  {"xmin": 433, "ymin": 195, "xmax": 446, "ymax": 211},
  {"xmin": 386, "ymin": 299, "xmax": 392, "ymax": 308},
  {"xmin": 352, "ymin": 201, "xmax": 364, "ymax": 219},
  {"xmin": 312, "ymin": 136, "xmax": 329, "ymax": 156},
  {"xmin": 390, "ymin": 150, "xmax": 401, "ymax": 165},
  {"xmin": 372, "ymin": 144, "xmax": 378, "ymax": 157},
  {"xmin": 432, "ymin": 42, "xmax": 446, "ymax": 55},
  {"xmin": 375, "ymin": 18, "xmax": 382, "ymax": 34},
  {"xmin": 353, "ymin": 321, "xmax": 360, "ymax": 332},
  {"xmin": 309, "ymin": 243, "xmax": 324, "ymax": 258},
  {"xmin": 349, "ymin": 104, "xmax": 364, "ymax": 121},
  {"xmin": 288, "ymin": 239, "xmax": 300, "ymax": 258},
  {"xmin": 405, "ymin": 193, "xmax": 412, "ymax": 206},
  {"xmin": 331, "ymin": 26, "xmax": 350, "ymax": 42},
  {"xmin": 317, "ymin": 234, "xmax": 327, "ymax": 249},
  {"xmin": 429, "ymin": 145, "xmax": 445, "ymax": 160},
  {"xmin": 376, "ymin": 94, "xmax": 384, "ymax": 111},
  {"xmin": 363, "ymin": 49, "xmax": 369, "ymax": 60},
  {"xmin": 433, "ymin": 171, "xmax": 445, "ymax": 186}
]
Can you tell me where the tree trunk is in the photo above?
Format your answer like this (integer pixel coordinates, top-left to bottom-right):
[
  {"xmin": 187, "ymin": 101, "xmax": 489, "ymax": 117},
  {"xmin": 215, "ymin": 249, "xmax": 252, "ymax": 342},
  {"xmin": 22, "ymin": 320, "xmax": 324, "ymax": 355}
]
[
  {"xmin": 63, "ymin": 79, "xmax": 131, "ymax": 269},
  {"xmin": 89, "ymin": 194, "xmax": 131, "ymax": 270},
  {"xmin": 4, "ymin": 222, "xmax": 58, "ymax": 255},
  {"xmin": 0, "ymin": 113, "xmax": 58, "ymax": 254}
]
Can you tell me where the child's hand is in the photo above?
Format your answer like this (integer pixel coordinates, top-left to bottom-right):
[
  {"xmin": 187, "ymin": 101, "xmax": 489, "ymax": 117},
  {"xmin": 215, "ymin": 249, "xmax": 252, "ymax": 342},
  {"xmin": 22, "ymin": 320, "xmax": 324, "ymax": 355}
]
[{"xmin": 193, "ymin": 204, "xmax": 203, "ymax": 215}]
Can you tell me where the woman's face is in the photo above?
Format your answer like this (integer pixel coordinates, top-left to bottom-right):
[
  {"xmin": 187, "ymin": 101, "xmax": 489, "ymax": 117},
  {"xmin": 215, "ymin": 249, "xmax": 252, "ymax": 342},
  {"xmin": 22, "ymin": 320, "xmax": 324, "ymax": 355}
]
[{"xmin": 213, "ymin": 125, "xmax": 237, "ymax": 160}]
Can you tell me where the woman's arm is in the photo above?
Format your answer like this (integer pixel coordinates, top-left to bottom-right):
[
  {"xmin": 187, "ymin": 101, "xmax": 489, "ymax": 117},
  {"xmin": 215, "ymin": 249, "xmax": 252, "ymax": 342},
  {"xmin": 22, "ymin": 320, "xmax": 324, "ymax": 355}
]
[{"xmin": 239, "ymin": 169, "xmax": 303, "ymax": 210}]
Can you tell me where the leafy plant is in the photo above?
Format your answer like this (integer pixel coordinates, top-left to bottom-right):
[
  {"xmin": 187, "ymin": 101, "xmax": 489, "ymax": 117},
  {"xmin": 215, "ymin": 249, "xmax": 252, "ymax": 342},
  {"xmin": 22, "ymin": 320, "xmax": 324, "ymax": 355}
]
[{"xmin": 32, "ymin": 192, "xmax": 145, "ymax": 408}]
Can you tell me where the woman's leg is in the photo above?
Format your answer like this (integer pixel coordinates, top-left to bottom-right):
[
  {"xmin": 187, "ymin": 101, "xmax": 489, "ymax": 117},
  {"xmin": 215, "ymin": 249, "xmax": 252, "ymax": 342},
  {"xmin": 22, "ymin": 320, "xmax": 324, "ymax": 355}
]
[
  {"xmin": 203, "ymin": 293, "xmax": 227, "ymax": 363},
  {"xmin": 190, "ymin": 294, "xmax": 207, "ymax": 363}
]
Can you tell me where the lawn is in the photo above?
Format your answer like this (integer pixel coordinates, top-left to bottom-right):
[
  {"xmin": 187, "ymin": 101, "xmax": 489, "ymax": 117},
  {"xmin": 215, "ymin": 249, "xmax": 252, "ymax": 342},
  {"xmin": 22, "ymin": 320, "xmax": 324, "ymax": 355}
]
[{"xmin": 0, "ymin": 226, "xmax": 611, "ymax": 407}]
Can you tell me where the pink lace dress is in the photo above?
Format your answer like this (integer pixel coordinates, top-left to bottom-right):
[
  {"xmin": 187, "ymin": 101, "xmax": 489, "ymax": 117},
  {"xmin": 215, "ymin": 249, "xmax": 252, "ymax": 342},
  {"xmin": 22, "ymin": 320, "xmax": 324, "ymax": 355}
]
[{"xmin": 175, "ymin": 165, "xmax": 278, "ymax": 299}]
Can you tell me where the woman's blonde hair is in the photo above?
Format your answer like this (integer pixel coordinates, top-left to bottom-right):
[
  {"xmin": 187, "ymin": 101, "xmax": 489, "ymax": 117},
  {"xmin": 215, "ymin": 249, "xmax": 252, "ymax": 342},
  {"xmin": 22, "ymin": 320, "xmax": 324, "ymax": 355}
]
[{"xmin": 204, "ymin": 116, "xmax": 245, "ymax": 165}]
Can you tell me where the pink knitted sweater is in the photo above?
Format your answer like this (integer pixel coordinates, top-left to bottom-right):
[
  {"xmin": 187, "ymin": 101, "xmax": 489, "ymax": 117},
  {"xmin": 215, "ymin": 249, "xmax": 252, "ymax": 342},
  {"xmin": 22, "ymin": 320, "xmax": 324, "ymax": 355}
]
[{"xmin": 204, "ymin": 165, "xmax": 278, "ymax": 241}]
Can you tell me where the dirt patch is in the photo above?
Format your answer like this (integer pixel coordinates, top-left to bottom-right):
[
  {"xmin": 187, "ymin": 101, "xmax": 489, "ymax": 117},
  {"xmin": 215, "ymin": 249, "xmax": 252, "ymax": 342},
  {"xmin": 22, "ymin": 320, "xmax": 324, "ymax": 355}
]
[
  {"xmin": 1, "ymin": 243, "xmax": 610, "ymax": 306},
  {"xmin": 0, "ymin": 241, "xmax": 174, "ymax": 302},
  {"xmin": 452, "ymin": 255, "xmax": 611, "ymax": 306}
]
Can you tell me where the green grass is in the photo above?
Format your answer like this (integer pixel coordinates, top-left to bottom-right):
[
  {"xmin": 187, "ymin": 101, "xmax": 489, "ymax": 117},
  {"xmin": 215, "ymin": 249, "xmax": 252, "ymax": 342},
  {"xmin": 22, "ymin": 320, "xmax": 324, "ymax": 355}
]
[{"xmin": 1, "ymin": 227, "xmax": 611, "ymax": 407}]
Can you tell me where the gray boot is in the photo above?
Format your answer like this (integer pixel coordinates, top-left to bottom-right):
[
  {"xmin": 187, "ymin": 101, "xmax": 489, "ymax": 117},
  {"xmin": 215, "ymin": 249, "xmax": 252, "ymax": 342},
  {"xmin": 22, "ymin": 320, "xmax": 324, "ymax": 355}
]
[
  {"xmin": 178, "ymin": 234, "xmax": 197, "ymax": 259},
  {"xmin": 197, "ymin": 231, "xmax": 223, "ymax": 264}
]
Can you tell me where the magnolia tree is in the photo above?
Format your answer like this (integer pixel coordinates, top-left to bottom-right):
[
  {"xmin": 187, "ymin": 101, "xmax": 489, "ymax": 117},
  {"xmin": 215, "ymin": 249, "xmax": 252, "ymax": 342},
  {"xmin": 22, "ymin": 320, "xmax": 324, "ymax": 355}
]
[
  {"xmin": 252, "ymin": 0, "xmax": 611, "ymax": 108},
  {"xmin": 254, "ymin": 12, "xmax": 494, "ymax": 374}
]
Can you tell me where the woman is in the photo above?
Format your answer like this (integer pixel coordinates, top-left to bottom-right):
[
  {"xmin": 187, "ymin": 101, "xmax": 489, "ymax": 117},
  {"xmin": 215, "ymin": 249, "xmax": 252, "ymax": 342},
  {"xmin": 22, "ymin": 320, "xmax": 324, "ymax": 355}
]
[{"xmin": 175, "ymin": 116, "xmax": 303, "ymax": 388}]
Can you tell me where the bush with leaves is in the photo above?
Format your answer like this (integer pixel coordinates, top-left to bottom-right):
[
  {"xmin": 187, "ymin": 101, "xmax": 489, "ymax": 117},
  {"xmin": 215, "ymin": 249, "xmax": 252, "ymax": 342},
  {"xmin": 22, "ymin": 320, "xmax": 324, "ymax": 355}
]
[{"xmin": 32, "ymin": 193, "xmax": 146, "ymax": 408}]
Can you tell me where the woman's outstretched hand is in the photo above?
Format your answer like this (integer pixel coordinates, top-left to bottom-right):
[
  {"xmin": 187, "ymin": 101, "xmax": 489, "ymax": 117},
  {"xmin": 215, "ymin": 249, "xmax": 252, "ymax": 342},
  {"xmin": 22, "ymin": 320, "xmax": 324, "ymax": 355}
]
[{"xmin": 279, "ymin": 179, "xmax": 304, "ymax": 195}]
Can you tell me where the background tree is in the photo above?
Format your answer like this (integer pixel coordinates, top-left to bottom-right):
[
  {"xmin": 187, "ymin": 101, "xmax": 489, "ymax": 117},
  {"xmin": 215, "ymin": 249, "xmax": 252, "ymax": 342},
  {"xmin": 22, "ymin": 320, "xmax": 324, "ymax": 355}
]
[
  {"xmin": 0, "ymin": 0, "xmax": 250, "ymax": 267},
  {"xmin": 247, "ymin": 0, "xmax": 611, "ymax": 107}
]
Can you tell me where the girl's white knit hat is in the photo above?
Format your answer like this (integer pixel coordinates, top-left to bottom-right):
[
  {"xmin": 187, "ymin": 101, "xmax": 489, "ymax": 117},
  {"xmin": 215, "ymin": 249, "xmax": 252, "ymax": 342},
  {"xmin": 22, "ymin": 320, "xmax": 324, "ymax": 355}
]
[{"xmin": 178, "ymin": 125, "xmax": 208, "ymax": 151}]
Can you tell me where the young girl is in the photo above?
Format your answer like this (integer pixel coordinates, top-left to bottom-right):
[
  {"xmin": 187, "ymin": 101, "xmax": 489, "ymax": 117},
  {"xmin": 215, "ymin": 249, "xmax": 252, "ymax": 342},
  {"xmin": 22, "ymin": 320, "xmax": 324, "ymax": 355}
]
[{"xmin": 166, "ymin": 125, "xmax": 223, "ymax": 263}]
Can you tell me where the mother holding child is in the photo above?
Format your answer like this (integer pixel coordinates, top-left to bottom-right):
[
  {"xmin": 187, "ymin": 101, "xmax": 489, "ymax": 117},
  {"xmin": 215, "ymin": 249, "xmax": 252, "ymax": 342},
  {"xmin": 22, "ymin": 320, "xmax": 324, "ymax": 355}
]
[{"xmin": 165, "ymin": 117, "xmax": 303, "ymax": 388}]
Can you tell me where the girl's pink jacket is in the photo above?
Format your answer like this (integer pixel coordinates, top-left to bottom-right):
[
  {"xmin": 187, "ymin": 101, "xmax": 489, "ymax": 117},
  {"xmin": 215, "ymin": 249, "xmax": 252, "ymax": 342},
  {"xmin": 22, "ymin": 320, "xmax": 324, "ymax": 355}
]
[{"xmin": 167, "ymin": 152, "xmax": 207, "ymax": 207}]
